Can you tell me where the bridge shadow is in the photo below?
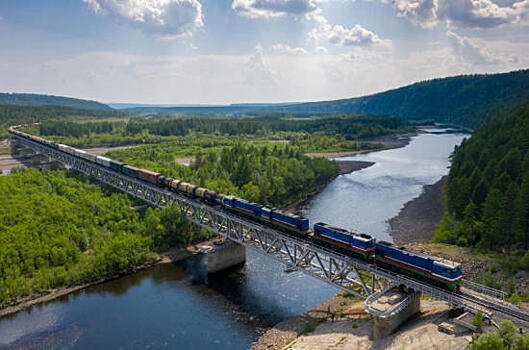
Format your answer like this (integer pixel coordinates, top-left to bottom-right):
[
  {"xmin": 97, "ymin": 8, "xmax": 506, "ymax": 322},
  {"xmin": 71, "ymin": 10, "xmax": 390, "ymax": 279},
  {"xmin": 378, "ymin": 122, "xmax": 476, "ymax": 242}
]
[{"xmin": 6, "ymin": 138, "xmax": 61, "ymax": 171}]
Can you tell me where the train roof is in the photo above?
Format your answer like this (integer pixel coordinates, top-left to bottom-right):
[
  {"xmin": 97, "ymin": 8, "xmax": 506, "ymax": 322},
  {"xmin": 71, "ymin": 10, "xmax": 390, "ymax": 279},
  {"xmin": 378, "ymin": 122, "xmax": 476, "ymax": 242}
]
[
  {"xmin": 315, "ymin": 222, "xmax": 374, "ymax": 241},
  {"xmin": 376, "ymin": 241, "xmax": 461, "ymax": 269}
]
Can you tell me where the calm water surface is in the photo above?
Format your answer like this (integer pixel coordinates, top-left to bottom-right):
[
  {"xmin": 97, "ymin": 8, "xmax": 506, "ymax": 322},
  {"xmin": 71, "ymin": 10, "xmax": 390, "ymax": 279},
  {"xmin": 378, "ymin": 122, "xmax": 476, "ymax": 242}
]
[
  {"xmin": 0, "ymin": 129, "xmax": 466, "ymax": 349},
  {"xmin": 305, "ymin": 129, "xmax": 467, "ymax": 241}
]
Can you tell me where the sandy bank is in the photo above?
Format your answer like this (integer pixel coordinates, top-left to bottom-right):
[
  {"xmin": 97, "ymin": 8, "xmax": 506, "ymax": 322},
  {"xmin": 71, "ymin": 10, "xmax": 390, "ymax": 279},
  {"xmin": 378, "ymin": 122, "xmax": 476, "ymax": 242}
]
[
  {"xmin": 252, "ymin": 294, "xmax": 471, "ymax": 350},
  {"xmin": 389, "ymin": 176, "xmax": 447, "ymax": 245}
]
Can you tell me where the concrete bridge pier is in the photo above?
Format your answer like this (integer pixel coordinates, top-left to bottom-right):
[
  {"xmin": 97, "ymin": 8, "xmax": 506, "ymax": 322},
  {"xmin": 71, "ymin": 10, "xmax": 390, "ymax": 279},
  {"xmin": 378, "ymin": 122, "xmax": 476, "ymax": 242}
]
[
  {"xmin": 198, "ymin": 240, "xmax": 246, "ymax": 273},
  {"xmin": 366, "ymin": 286, "xmax": 421, "ymax": 340}
]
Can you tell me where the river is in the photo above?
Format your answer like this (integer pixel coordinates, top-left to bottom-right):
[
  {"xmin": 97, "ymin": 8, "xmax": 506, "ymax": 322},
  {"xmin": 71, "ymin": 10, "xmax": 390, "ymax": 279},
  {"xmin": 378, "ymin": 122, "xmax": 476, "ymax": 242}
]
[{"xmin": 0, "ymin": 128, "xmax": 467, "ymax": 349}]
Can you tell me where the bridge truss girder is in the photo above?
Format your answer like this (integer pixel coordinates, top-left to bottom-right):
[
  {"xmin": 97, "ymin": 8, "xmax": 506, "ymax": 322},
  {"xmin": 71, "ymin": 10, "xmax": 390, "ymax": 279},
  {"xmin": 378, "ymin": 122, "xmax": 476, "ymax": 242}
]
[{"xmin": 14, "ymin": 135, "xmax": 527, "ymax": 322}]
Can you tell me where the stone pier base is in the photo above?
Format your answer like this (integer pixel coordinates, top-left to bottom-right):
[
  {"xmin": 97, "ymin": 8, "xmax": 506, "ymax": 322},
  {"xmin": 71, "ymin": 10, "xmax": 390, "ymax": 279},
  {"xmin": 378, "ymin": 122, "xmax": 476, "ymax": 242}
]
[
  {"xmin": 204, "ymin": 241, "xmax": 246, "ymax": 273},
  {"xmin": 373, "ymin": 290, "xmax": 421, "ymax": 340}
]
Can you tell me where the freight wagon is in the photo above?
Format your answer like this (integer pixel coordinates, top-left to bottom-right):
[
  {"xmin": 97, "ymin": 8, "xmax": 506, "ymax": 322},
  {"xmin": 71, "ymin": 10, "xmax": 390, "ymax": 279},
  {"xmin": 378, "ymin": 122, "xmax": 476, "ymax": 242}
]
[{"xmin": 137, "ymin": 169, "xmax": 159, "ymax": 185}]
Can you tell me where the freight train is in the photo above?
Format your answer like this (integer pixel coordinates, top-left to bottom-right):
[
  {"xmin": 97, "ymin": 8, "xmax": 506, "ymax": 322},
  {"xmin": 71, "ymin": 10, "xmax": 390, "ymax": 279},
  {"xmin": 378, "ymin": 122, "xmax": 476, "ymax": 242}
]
[{"xmin": 8, "ymin": 124, "xmax": 463, "ymax": 291}]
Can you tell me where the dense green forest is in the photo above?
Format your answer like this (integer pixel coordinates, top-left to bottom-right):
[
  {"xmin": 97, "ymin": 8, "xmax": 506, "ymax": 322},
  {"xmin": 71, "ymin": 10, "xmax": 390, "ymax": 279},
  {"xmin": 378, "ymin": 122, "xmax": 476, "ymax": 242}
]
[
  {"xmin": 0, "ymin": 93, "xmax": 111, "ymax": 110},
  {"xmin": 434, "ymin": 101, "xmax": 529, "ymax": 269},
  {"xmin": 266, "ymin": 69, "xmax": 529, "ymax": 128},
  {"xmin": 0, "ymin": 141, "xmax": 341, "ymax": 303},
  {"xmin": 0, "ymin": 105, "xmax": 126, "ymax": 139},
  {"xmin": 108, "ymin": 143, "xmax": 339, "ymax": 207},
  {"xmin": 123, "ymin": 115, "xmax": 408, "ymax": 138},
  {"xmin": 29, "ymin": 115, "xmax": 411, "ymax": 149},
  {"xmin": 123, "ymin": 69, "xmax": 529, "ymax": 129},
  {"xmin": 0, "ymin": 169, "xmax": 213, "ymax": 305}
]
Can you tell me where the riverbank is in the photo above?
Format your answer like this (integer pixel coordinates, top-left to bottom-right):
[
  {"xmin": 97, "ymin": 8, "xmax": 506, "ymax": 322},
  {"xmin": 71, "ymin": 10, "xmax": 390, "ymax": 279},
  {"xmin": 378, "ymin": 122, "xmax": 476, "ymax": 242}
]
[
  {"xmin": 304, "ymin": 132, "xmax": 415, "ymax": 159},
  {"xmin": 252, "ymin": 293, "xmax": 471, "ymax": 349},
  {"xmin": 281, "ymin": 160, "xmax": 375, "ymax": 214},
  {"xmin": 282, "ymin": 132, "xmax": 417, "ymax": 215},
  {"xmin": 0, "ymin": 242, "xmax": 206, "ymax": 319},
  {"xmin": 389, "ymin": 176, "xmax": 447, "ymax": 245}
]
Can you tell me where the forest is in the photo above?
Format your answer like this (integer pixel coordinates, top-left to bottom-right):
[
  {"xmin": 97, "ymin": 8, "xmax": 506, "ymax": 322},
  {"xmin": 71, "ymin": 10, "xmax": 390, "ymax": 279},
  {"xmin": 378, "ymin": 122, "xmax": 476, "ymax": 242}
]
[
  {"xmin": 29, "ymin": 114, "xmax": 412, "ymax": 150},
  {"xmin": 107, "ymin": 143, "xmax": 339, "ymax": 207},
  {"xmin": 434, "ymin": 101, "xmax": 529, "ymax": 270},
  {"xmin": 0, "ymin": 169, "xmax": 213, "ymax": 305},
  {"xmin": 264, "ymin": 69, "xmax": 529, "ymax": 128},
  {"xmin": 0, "ymin": 104, "xmax": 125, "ymax": 139},
  {"xmin": 0, "ymin": 93, "xmax": 111, "ymax": 110}
]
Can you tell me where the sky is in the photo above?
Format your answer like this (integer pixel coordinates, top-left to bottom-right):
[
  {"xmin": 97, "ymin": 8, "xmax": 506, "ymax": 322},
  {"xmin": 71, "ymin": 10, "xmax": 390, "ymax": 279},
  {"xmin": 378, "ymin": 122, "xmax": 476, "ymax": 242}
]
[{"xmin": 0, "ymin": 0, "xmax": 528, "ymax": 104}]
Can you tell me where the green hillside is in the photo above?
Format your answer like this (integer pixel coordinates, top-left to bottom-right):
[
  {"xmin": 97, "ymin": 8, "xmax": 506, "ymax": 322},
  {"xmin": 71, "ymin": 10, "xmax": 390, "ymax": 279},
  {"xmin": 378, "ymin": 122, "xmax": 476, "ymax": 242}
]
[
  {"xmin": 274, "ymin": 69, "xmax": 529, "ymax": 128},
  {"xmin": 0, "ymin": 104, "xmax": 126, "ymax": 139},
  {"xmin": 434, "ymin": 101, "xmax": 529, "ymax": 260},
  {"xmin": 0, "ymin": 93, "xmax": 111, "ymax": 111}
]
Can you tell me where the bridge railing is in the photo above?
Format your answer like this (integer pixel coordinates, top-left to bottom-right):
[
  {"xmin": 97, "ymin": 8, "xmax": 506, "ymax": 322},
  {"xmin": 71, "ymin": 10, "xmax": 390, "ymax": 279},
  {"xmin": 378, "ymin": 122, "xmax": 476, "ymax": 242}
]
[{"xmin": 462, "ymin": 279, "xmax": 506, "ymax": 300}]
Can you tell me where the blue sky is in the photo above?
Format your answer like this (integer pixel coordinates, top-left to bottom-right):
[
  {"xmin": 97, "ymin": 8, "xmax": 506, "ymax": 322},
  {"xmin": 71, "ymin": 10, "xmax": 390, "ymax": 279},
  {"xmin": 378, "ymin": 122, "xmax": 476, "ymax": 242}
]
[{"xmin": 0, "ymin": 0, "xmax": 528, "ymax": 104}]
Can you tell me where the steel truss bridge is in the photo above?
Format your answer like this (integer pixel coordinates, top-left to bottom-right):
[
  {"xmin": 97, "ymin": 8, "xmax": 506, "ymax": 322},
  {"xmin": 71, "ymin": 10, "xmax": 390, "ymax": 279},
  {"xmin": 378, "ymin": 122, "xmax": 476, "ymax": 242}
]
[{"xmin": 11, "ymin": 135, "xmax": 529, "ymax": 322}]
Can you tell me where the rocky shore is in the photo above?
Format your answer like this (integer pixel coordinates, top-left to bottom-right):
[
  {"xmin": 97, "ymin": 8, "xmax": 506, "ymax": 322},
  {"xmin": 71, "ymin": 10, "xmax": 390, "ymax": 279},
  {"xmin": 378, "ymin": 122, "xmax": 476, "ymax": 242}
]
[{"xmin": 389, "ymin": 176, "xmax": 447, "ymax": 245}]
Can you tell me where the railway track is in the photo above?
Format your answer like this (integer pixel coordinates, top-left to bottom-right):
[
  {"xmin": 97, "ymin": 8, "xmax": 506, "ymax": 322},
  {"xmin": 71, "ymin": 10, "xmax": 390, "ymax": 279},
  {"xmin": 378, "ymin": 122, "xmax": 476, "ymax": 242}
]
[
  {"xmin": 10, "ymin": 131, "xmax": 529, "ymax": 323},
  {"xmin": 458, "ymin": 289, "xmax": 529, "ymax": 322}
]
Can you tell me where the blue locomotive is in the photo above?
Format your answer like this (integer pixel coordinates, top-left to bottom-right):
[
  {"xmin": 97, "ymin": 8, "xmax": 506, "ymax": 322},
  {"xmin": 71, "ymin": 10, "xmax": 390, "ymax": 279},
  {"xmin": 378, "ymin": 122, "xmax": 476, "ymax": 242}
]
[
  {"xmin": 313, "ymin": 223, "xmax": 375, "ymax": 260},
  {"xmin": 374, "ymin": 241, "xmax": 462, "ymax": 291},
  {"xmin": 223, "ymin": 196, "xmax": 309, "ymax": 235}
]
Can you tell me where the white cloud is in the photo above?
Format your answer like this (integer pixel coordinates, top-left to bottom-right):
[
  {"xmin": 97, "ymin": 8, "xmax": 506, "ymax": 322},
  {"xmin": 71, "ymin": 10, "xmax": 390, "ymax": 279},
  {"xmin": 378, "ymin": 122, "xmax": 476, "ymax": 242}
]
[
  {"xmin": 315, "ymin": 46, "xmax": 328, "ymax": 54},
  {"xmin": 446, "ymin": 30, "xmax": 497, "ymax": 64},
  {"xmin": 82, "ymin": 0, "xmax": 203, "ymax": 37},
  {"xmin": 328, "ymin": 24, "xmax": 384, "ymax": 45},
  {"xmin": 308, "ymin": 16, "xmax": 390, "ymax": 47},
  {"xmin": 393, "ymin": 0, "xmax": 529, "ymax": 28},
  {"xmin": 271, "ymin": 43, "xmax": 308, "ymax": 54},
  {"xmin": 232, "ymin": 0, "xmax": 319, "ymax": 18},
  {"xmin": 244, "ymin": 45, "xmax": 278, "ymax": 85}
]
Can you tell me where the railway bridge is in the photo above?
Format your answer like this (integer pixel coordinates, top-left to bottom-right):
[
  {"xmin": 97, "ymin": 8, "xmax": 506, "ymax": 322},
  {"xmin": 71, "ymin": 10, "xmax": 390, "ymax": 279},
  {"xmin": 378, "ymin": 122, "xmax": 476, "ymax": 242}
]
[{"xmin": 10, "ymin": 133, "xmax": 529, "ymax": 333}]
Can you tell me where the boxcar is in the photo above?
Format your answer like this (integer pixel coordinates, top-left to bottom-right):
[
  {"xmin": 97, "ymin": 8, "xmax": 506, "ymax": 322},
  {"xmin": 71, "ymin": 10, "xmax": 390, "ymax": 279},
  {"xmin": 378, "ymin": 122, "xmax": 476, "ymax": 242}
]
[
  {"xmin": 137, "ymin": 169, "xmax": 159, "ymax": 185},
  {"xmin": 109, "ymin": 160, "xmax": 124, "ymax": 172},
  {"xmin": 122, "ymin": 165, "xmax": 140, "ymax": 178},
  {"xmin": 96, "ymin": 156, "xmax": 112, "ymax": 168}
]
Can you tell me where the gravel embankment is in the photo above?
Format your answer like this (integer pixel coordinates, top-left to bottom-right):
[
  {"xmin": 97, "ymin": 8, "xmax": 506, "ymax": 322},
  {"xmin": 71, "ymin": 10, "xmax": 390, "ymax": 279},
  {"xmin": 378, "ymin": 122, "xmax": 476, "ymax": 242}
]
[{"xmin": 389, "ymin": 176, "xmax": 447, "ymax": 245}]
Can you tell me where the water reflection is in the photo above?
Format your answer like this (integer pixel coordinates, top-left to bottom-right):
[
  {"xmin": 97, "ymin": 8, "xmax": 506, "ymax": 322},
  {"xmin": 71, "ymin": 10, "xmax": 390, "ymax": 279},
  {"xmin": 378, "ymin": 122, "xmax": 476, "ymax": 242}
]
[{"xmin": 304, "ymin": 129, "xmax": 467, "ymax": 241}]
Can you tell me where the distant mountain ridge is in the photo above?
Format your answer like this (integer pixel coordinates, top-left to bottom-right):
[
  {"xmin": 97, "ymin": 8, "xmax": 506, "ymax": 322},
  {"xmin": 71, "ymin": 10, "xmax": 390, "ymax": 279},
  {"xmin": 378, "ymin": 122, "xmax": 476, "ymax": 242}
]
[
  {"xmin": 269, "ymin": 69, "xmax": 529, "ymax": 128},
  {"xmin": 118, "ymin": 69, "xmax": 529, "ymax": 128},
  {"xmin": 0, "ymin": 93, "xmax": 111, "ymax": 111}
]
